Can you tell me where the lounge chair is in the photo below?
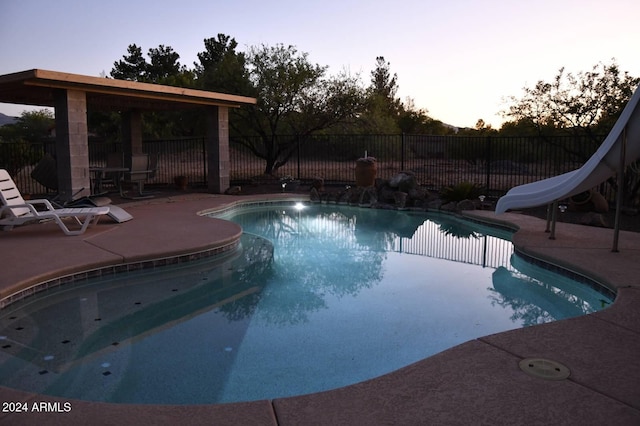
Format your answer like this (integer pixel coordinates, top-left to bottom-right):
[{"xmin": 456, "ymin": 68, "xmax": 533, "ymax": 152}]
[{"xmin": 0, "ymin": 169, "xmax": 110, "ymax": 236}]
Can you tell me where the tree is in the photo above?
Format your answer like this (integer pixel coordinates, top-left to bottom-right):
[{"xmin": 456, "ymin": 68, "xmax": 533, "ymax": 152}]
[
  {"xmin": 0, "ymin": 110, "xmax": 53, "ymax": 176},
  {"xmin": 503, "ymin": 59, "xmax": 639, "ymax": 155},
  {"xmin": 146, "ymin": 45, "xmax": 183, "ymax": 83},
  {"xmin": 356, "ymin": 57, "xmax": 402, "ymax": 133},
  {"xmin": 111, "ymin": 44, "xmax": 148, "ymax": 81},
  {"xmin": 194, "ymin": 34, "xmax": 252, "ymax": 95},
  {"xmin": 13, "ymin": 110, "xmax": 55, "ymax": 142},
  {"xmin": 232, "ymin": 44, "xmax": 366, "ymax": 175},
  {"xmin": 503, "ymin": 60, "xmax": 640, "ymax": 202},
  {"xmin": 111, "ymin": 43, "xmax": 190, "ymax": 85},
  {"xmin": 370, "ymin": 56, "xmax": 399, "ymax": 109},
  {"xmin": 110, "ymin": 43, "xmax": 196, "ymax": 138}
]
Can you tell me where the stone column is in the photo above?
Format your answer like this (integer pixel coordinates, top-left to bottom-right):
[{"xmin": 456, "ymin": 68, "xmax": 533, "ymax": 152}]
[
  {"xmin": 54, "ymin": 89, "xmax": 90, "ymax": 201},
  {"xmin": 121, "ymin": 109, "xmax": 143, "ymax": 170},
  {"xmin": 205, "ymin": 106, "xmax": 230, "ymax": 193}
]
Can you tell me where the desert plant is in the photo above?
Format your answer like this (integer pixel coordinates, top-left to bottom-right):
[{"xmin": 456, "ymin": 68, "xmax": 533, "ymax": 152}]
[{"xmin": 440, "ymin": 181, "xmax": 483, "ymax": 203}]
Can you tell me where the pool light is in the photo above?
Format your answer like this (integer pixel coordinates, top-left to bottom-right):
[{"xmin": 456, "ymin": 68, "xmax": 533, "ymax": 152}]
[{"xmin": 294, "ymin": 202, "xmax": 305, "ymax": 211}]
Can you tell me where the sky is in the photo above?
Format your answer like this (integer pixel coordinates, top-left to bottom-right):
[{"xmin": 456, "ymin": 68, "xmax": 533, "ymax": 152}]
[{"xmin": 1, "ymin": 0, "xmax": 639, "ymax": 129}]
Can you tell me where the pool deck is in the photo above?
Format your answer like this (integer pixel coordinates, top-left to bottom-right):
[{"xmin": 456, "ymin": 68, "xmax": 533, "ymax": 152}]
[{"xmin": 1, "ymin": 193, "xmax": 639, "ymax": 425}]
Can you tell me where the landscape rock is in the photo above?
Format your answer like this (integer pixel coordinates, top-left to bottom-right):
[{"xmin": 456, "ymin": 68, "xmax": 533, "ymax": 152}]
[
  {"xmin": 580, "ymin": 212, "xmax": 608, "ymax": 227},
  {"xmin": 456, "ymin": 199, "xmax": 476, "ymax": 211},
  {"xmin": 224, "ymin": 186, "xmax": 242, "ymax": 195},
  {"xmin": 389, "ymin": 171, "xmax": 417, "ymax": 193}
]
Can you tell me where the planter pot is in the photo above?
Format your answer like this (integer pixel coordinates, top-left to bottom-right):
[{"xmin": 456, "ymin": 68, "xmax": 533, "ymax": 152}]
[
  {"xmin": 355, "ymin": 160, "xmax": 377, "ymax": 187},
  {"xmin": 174, "ymin": 176, "xmax": 188, "ymax": 190},
  {"xmin": 569, "ymin": 190, "xmax": 609, "ymax": 213}
]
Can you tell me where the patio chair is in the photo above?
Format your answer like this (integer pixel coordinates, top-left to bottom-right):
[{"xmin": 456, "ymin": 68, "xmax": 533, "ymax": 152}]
[
  {"xmin": 0, "ymin": 169, "xmax": 110, "ymax": 236},
  {"xmin": 123, "ymin": 153, "xmax": 156, "ymax": 198},
  {"xmin": 94, "ymin": 151, "xmax": 125, "ymax": 194}
]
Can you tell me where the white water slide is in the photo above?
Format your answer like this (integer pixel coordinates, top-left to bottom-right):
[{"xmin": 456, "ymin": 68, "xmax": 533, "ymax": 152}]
[{"xmin": 495, "ymin": 84, "xmax": 640, "ymax": 214}]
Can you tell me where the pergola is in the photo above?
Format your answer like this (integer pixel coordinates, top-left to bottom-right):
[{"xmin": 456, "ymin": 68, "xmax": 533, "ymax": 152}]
[{"xmin": 0, "ymin": 69, "xmax": 256, "ymax": 200}]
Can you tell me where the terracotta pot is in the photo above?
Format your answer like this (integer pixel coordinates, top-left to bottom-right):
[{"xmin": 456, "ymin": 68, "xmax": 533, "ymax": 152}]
[
  {"xmin": 355, "ymin": 161, "xmax": 377, "ymax": 187},
  {"xmin": 569, "ymin": 190, "xmax": 609, "ymax": 213},
  {"xmin": 174, "ymin": 175, "xmax": 188, "ymax": 190}
]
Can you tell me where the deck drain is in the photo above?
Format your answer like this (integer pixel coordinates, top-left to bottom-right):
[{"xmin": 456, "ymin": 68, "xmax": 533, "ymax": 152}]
[{"xmin": 519, "ymin": 358, "xmax": 570, "ymax": 381}]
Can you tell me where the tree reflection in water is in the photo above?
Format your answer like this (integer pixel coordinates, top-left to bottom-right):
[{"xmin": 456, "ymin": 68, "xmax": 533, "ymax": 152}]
[
  {"xmin": 221, "ymin": 207, "xmax": 401, "ymax": 325},
  {"xmin": 489, "ymin": 255, "xmax": 613, "ymax": 327},
  {"xmin": 221, "ymin": 204, "xmax": 613, "ymax": 328}
]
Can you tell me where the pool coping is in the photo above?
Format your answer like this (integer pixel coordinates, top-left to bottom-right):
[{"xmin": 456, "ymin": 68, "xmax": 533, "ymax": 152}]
[{"xmin": 1, "ymin": 194, "xmax": 639, "ymax": 425}]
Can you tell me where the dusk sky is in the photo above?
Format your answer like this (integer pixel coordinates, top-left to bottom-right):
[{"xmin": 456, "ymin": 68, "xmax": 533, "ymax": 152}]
[{"xmin": 1, "ymin": 0, "xmax": 639, "ymax": 128}]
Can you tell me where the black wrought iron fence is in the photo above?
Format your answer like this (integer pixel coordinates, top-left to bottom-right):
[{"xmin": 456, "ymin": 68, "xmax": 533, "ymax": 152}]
[
  {"xmin": 228, "ymin": 134, "xmax": 606, "ymax": 198},
  {"xmin": 2, "ymin": 134, "xmax": 613, "ymax": 202}
]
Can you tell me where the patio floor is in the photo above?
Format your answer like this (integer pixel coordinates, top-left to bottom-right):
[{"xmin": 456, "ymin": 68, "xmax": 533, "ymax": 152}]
[{"xmin": 0, "ymin": 193, "xmax": 639, "ymax": 425}]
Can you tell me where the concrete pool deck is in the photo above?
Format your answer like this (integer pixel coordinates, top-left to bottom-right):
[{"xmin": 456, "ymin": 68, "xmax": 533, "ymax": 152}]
[{"xmin": 0, "ymin": 193, "xmax": 639, "ymax": 425}]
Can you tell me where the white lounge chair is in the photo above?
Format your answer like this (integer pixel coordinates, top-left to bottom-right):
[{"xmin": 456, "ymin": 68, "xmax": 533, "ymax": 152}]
[{"xmin": 0, "ymin": 169, "xmax": 110, "ymax": 236}]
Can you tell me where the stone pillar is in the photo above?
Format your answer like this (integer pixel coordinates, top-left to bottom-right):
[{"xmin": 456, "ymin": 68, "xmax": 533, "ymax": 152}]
[
  {"xmin": 54, "ymin": 89, "xmax": 90, "ymax": 201},
  {"xmin": 205, "ymin": 106, "xmax": 230, "ymax": 193},
  {"xmin": 121, "ymin": 109, "xmax": 143, "ymax": 169}
]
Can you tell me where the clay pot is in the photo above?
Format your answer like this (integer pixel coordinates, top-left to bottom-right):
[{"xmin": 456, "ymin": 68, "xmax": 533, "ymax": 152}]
[
  {"xmin": 569, "ymin": 190, "xmax": 609, "ymax": 213},
  {"xmin": 174, "ymin": 175, "xmax": 188, "ymax": 190},
  {"xmin": 355, "ymin": 158, "xmax": 377, "ymax": 187}
]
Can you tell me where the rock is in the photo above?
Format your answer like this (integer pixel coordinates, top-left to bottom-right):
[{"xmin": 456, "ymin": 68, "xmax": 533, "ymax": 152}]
[
  {"xmin": 389, "ymin": 171, "xmax": 417, "ymax": 192},
  {"xmin": 360, "ymin": 187, "xmax": 378, "ymax": 206},
  {"xmin": 408, "ymin": 187, "xmax": 429, "ymax": 202},
  {"xmin": 456, "ymin": 199, "xmax": 476, "ymax": 211},
  {"xmin": 311, "ymin": 177, "xmax": 325, "ymax": 192},
  {"xmin": 379, "ymin": 186, "xmax": 396, "ymax": 203},
  {"xmin": 427, "ymin": 199, "xmax": 444, "ymax": 210},
  {"xmin": 326, "ymin": 192, "xmax": 339, "ymax": 203},
  {"xmin": 224, "ymin": 186, "xmax": 242, "ymax": 195},
  {"xmin": 393, "ymin": 191, "xmax": 408, "ymax": 208},
  {"xmin": 310, "ymin": 187, "xmax": 321, "ymax": 203},
  {"xmin": 441, "ymin": 202, "xmax": 457, "ymax": 212},
  {"xmin": 590, "ymin": 191, "xmax": 609, "ymax": 213},
  {"xmin": 580, "ymin": 212, "xmax": 608, "ymax": 227}
]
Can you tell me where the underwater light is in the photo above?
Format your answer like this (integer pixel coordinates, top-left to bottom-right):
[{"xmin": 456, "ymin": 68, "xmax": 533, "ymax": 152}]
[{"xmin": 294, "ymin": 202, "xmax": 305, "ymax": 211}]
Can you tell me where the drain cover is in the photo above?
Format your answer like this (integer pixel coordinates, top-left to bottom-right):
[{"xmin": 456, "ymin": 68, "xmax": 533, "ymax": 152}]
[{"xmin": 519, "ymin": 358, "xmax": 570, "ymax": 381}]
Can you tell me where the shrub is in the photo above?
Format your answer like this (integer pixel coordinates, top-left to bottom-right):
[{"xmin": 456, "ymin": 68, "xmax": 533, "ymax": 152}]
[{"xmin": 440, "ymin": 181, "xmax": 483, "ymax": 203}]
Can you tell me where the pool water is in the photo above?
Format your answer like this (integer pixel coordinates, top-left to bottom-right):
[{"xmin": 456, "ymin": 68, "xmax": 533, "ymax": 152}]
[{"xmin": 0, "ymin": 203, "xmax": 613, "ymax": 404}]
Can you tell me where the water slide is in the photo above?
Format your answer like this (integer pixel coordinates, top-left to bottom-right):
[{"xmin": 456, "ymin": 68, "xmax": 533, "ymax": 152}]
[{"xmin": 495, "ymin": 84, "xmax": 640, "ymax": 214}]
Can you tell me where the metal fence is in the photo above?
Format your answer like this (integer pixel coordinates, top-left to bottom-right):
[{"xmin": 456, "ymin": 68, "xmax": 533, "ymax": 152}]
[
  {"xmin": 2, "ymin": 133, "xmax": 614, "ymax": 200},
  {"xmin": 228, "ymin": 134, "xmax": 601, "ymax": 194}
]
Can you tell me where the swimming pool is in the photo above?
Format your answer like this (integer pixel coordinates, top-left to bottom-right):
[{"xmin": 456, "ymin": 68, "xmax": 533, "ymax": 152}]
[{"xmin": 0, "ymin": 202, "xmax": 614, "ymax": 404}]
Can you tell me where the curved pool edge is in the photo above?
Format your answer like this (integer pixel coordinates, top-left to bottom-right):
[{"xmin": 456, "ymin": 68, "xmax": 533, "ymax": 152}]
[{"xmin": 1, "ymin": 196, "xmax": 639, "ymax": 425}]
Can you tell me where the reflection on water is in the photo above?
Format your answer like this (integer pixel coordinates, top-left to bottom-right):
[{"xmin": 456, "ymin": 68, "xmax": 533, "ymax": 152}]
[
  {"xmin": 0, "ymin": 203, "xmax": 614, "ymax": 404},
  {"xmin": 490, "ymin": 256, "xmax": 612, "ymax": 327}
]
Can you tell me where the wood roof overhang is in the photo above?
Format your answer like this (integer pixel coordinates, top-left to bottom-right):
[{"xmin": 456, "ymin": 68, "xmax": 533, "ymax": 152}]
[{"xmin": 0, "ymin": 69, "xmax": 256, "ymax": 112}]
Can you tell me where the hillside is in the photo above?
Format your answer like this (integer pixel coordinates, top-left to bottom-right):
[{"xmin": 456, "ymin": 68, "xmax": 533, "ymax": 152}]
[{"xmin": 0, "ymin": 112, "xmax": 17, "ymax": 126}]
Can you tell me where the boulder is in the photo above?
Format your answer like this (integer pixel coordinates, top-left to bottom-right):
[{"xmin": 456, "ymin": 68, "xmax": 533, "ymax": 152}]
[
  {"xmin": 360, "ymin": 187, "xmax": 378, "ymax": 206},
  {"xmin": 456, "ymin": 199, "xmax": 476, "ymax": 211},
  {"xmin": 389, "ymin": 171, "xmax": 417, "ymax": 192},
  {"xmin": 224, "ymin": 186, "xmax": 242, "ymax": 195},
  {"xmin": 580, "ymin": 212, "xmax": 608, "ymax": 227},
  {"xmin": 393, "ymin": 191, "xmax": 408, "ymax": 208},
  {"xmin": 310, "ymin": 187, "xmax": 321, "ymax": 203}
]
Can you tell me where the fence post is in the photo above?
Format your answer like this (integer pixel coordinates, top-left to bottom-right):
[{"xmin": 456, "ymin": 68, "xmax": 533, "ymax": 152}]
[
  {"xmin": 202, "ymin": 137, "xmax": 208, "ymax": 184},
  {"xmin": 401, "ymin": 133, "xmax": 405, "ymax": 171},
  {"xmin": 296, "ymin": 136, "xmax": 301, "ymax": 179},
  {"xmin": 485, "ymin": 136, "xmax": 492, "ymax": 192}
]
